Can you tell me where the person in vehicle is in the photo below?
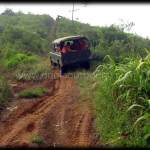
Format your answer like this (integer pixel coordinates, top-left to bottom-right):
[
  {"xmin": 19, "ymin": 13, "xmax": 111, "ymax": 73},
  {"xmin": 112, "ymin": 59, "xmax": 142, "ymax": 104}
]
[
  {"xmin": 76, "ymin": 40, "xmax": 81, "ymax": 50},
  {"xmin": 70, "ymin": 40, "xmax": 81, "ymax": 50},
  {"xmin": 70, "ymin": 40, "xmax": 76, "ymax": 50},
  {"xmin": 82, "ymin": 40, "xmax": 87, "ymax": 50},
  {"xmin": 79, "ymin": 40, "xmax": 83, "ymax": 50},
  {"xmin": 56, "ymin": 44, "xmax": 61, "ymax": 51},
  {"xmin": 60, "ymin": 42, "xmax": 64, "ymax": 51},
  {"xmin": 62, "ymin": 42, "xmax": 76, "ymax": 53}
]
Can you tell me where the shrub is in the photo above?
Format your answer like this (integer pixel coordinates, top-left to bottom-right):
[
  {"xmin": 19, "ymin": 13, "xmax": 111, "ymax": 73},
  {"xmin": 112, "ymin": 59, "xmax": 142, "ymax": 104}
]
[
  {"xmin": 4, "ymin": 48, "xmax": 18, "ymax": 59},
  {"xmin": 5, "ymin": 53, "xmax": 38, "ymax": 69},
  {"xmin": 21, "ymin": 56, "xmax": 38, "ymax": 64}
]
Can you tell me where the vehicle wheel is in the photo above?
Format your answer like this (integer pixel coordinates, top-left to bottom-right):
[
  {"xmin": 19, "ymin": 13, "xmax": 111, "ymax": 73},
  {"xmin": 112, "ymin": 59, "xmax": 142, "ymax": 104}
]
[
  {"xmin": 58, "ymin": 63, "xmax": 61, "ymax": 69},
  {"xmin": 51, "ymin": 60, "xmax": 55, "ymax": 69},
  {"xmin": 60, "ymin": 66, "xmax": 65, "ymax": 75},
  {"xmin": 54, "ymin": 62, "xmax": 57, "ymax": 66},
  {"xmin": 84, "ymin": 61, "xmax": 90, "ymax": 70}
]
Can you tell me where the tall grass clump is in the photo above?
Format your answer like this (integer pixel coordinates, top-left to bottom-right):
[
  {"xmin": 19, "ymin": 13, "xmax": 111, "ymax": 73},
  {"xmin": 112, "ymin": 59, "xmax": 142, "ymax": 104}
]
[
  {"xmin": 18, "ymin": 86, "xmax": 47, "ymax": 98},
  {"xmin": 3, "ymin": 48, "xmax": 38, "ymax": 69},
  {"xmin": 30, "ymin": 135, "xmax": 43, "ymax": 144},
  {"xmin": 5, "ymin": 53, "xmax": 38, "ymax": 69},
  {"xmin": 75, "ymin": 70, "xmax": 94, "ymax": 101},
  {"xmin": 0, "ymin": 76, "xmax": 12, "ymax": 109},
  {"xmin": 92, "ymin": 49, "xmax": 150, "ymax": 147}
]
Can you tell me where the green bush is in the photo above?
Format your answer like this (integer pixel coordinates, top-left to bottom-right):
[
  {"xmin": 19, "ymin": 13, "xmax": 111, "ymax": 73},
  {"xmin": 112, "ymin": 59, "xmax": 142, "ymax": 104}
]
[
  {"xmin": 5, "ymin": 53, "xmax": 38, "ymax": 69},
  {"xmin": 4, "ymin": 48, "xmax": 18, "ymax": 59}
]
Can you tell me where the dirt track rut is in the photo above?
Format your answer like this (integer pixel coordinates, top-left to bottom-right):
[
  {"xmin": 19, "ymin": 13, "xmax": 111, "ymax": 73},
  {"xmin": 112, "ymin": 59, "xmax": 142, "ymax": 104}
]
[{"xmin": 0, "ymin": 72, "xmax": 100, "ymax": 147}]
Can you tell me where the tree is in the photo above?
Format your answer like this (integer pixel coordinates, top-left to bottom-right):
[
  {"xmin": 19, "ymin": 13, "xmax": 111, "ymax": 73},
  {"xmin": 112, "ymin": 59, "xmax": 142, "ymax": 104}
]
[
  {"xmin": 116, "ymin": 18, "xmax": 135, "ymax": 33},
  {"xmin": 1, "ymin": 8, "xmax": 15, "ymax": 16}
]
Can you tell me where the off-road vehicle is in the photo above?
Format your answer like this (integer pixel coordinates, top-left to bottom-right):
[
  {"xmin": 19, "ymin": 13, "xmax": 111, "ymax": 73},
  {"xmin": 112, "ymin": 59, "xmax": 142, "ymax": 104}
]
[{"xmin": 50, "ymin": 36, "xmax": 92, "ymax": 75}]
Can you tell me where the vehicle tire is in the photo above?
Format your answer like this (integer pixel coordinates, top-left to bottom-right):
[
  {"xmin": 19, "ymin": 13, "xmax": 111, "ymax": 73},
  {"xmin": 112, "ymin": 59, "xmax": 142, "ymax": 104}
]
[
  {"xmin": 54, "ymin": 62, "xmax": 57, "ymax": 66},
  {"xmin": 58, "ymin": 63, "xmax": 61, "ymax": 69},
  {"xmin": 84, "ymin": 61, "xmax": 90, "ymax": 70},
  {"xmin": 51, "ymin": 60, "xmax": 55, "ymax": 69},
  {"xmin": 60, "ymin": 66, "xmax": 65, "ymax": 75}
]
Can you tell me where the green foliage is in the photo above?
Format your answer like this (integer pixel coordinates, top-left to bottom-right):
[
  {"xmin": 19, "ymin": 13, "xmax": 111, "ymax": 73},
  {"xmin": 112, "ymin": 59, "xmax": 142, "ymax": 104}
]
[
  {"xmin": 56, "ymin": 17, "xmax": 99, "ymax": 48},
  {"xmin": 56, "ymin": 18, "xmax": 150, "ymax": 62},
  {"xmin": 0, "ymin": 25, "xmax": 45, "ymax": 54},
  {"xmin": 91, "ymin": 25, "xmax": 149, "ymax": 62},
  {"xmin": 30, "ymin": 135, "xmax": 43, "ymax": 144},
  {"xmin": 0, "ymin": 9, "xmax": 150, "ymax": 66},
  {"xmin": 4, "ymin": 48, "xmax": 18, "ymax": 59},
  {"xmin": 90, "ymin": 52, "xmax": 150, "ymax": 147},
  {"xmin": 0, "ymin": 9, "xmax": 55, "ymax": 57},
  {"xmin": 5, "ymin": 52, "xmax": 38, "ymax": 69},
  {"xmin": 1, "ymin": 9, "xmax": 15, "ymax": 16},
  {"xmin": 0, "ymin": 77, "xmax": 12, "ymax": 108},
  {"xmin": 75, "ymin": 70, "xmax": 94, "ymax": 101},
  {"xmin": 116, "ymin": 19, "xmax": 135, "ymax": 32},
  {"xmin": 18, "ymin": 86, "xmax": 47, "ymax": 98}
]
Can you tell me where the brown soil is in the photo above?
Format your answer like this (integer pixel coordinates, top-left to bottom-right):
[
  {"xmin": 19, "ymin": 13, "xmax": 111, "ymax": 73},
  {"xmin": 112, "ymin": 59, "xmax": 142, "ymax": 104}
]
[{"xmin": 0, "ymin": 70, "xmax": 101, "ymax": 148}]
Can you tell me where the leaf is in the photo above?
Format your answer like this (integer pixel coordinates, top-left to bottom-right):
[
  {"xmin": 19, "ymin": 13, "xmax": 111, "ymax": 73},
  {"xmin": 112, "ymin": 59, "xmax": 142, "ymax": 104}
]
[
  {"xmin": 144, "ymin": 133, "xmax": 150, "ymax": 141},
  {"xmin": 104, "ymin": 55, "xmax": 116, "ymax": 69},
  {"xmin": 134, "ymin": 113, "xmax": 150, "ymax": 126},
  {"xmin": 144, "ymin": 48, "xmax": 150, "ymax": 64},
  {"xmin": 114, "ymin": 71, "xmax": 132, "ymax": 85},
  {"xmin": 145, "ymin": 48, "xmax": 150, "ymax": 57},
  {"xmin": 146, "ymin": 70, "xmax": 150, "ymax": 80},
  {"xmin": 147, "ymin": 99, "xmax": 150, "ymax": 107},
  {"xmin": 136, "ymin": 62, "xmax": 145, "ymax": 70},
  {"xmin": 126, "ymin": 104, "xmax": 144, "ymax": 113},
  {"xmin": 93, "ymin": 65, "xmax": 103, "ymax": 76}
]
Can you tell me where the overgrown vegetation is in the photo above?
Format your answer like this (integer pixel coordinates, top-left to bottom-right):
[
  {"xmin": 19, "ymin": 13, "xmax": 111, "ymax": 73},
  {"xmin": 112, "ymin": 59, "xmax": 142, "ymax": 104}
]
[
  {"xmin": 5, "ymin": 51, "xmax": 38, "ymax": 69},
  {"xmin": 76, "ymin": 50, "xmax": 150, "ymax": 147},
  {"xmin": 0, "ymin": 77, "xmax": 12, "ymax": 109},
  {"xmin": 18, "ymin": 86, "xmax": 47, "ymax": 98},
  {"xmin": 0, "ymin": 8, "xmax": 55, "ymax": 73}
]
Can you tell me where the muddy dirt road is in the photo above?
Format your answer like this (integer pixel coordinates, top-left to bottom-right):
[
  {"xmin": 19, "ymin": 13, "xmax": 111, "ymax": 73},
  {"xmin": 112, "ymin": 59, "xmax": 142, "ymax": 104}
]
[{"xmin": 0, "ymin": 71, "xmax": 100, "ymax": 148}]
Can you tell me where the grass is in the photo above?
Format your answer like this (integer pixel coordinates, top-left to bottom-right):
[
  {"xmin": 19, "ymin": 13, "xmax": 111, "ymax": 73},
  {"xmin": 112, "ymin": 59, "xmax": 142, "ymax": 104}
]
[
  {"xmin": 30, "ymin": 135, "xmax": 43, "ymax": 144},
  {"xmin": 65, "ymin": 62, "xmax": 97, "ymax": 102},
  {"xmin": 12, "ymin": 54, "xmax": 51, "ymax": 81},
  {"xmin": 92, "ymin": 54, "xmax": 150, "ymax": 147},
  {"xmin": 5, "ymin": 53, "xmax": 38, "ymax": 69},
  {"xmin": 18, "ymin": 86, "xmax": 47, "ymax": 98},
  {"xmin": 0, "ymin": 76, "xmax": 12, "ymax": 108},
  {"xmin": 76, "ymin": 70, "xmax": 94, "ymax": 101},
  {"xmin": 77, "ymin": 51, "xmax": 150, "ymax": 147}
]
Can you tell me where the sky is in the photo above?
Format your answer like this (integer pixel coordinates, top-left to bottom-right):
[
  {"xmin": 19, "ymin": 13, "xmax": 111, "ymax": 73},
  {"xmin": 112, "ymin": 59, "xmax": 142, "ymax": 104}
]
[{"xmin": 0, "ymin": 2, "xmax": 150, "ymax": 39}]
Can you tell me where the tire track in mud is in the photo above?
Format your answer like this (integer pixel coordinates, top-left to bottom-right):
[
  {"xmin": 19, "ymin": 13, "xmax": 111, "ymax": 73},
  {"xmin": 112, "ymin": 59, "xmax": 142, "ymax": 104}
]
[
  {"xmin": 0, "ymin": 79, "xmax": 59, "ymax": 146},
  {"xmin": 0, "ymin": 72, "xmax": 99, "ymax": 147},
  {"xmin": 73, "ymin": 113, "xmax": 92, "ymax": 147}
]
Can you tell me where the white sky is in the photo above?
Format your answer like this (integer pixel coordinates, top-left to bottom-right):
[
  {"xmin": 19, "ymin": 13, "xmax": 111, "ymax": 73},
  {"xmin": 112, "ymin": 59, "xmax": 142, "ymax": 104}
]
[{"xmin": 0, "ymin": 2, "xmax": 150, "ymax": 38}]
